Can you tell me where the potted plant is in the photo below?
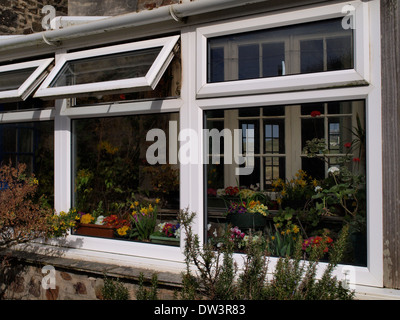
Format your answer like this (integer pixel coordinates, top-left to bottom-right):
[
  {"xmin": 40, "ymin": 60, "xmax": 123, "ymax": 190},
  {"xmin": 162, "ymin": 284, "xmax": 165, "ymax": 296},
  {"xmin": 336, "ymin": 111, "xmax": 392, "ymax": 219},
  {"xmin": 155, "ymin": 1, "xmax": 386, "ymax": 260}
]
[
  {"xmin": 150, "ymin": 222, "xmax": 181, "ymax": 246},
  {"xmin": 223, "ymin": 187, "xmax": 270, "ymax": 231},
  {"xmin": 74, "ymin": 213, "xmax": 129, "ymax": 239},
  {"xmin": 129, "ymin": 199, "xmax": 160, "ymax": 241}
]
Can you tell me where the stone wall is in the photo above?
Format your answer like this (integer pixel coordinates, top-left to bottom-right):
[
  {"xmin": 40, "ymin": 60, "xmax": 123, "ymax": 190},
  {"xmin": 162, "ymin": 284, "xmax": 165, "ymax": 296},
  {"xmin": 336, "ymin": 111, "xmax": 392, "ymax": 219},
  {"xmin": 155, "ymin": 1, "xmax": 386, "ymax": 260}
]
[
  {"xmin": 0, "ymin": 0, "xmax": 67, "ymax": 35},
  {"xmin": 0, "ymin": 250, "xmax": 181, "ymax": 300},
  {"xmin": 68, "ymin": 0, "xmax": 180, "ymax": 16},
  {"xmin": 0, "ymin": 0, "xmax": 181, "ymax": 35}
]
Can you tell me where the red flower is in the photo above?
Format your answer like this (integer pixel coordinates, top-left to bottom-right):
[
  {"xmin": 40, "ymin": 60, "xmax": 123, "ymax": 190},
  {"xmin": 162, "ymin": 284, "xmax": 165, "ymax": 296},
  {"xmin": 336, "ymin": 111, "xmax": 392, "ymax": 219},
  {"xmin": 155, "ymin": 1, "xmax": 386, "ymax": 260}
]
[
  {"xmin": 225, "ymin": 186, "xmax": 239, "ymax": 196},
  {"xmin": 353, "ymin": 157, "xmax": 360, "ymax": 162},
  {"xmin": 310, "ymin": 110, "xmax": 321, "ymax": 117},
  {"xmin": 344, "ymin": 142, "xmax": 352, "ymax": 148}
]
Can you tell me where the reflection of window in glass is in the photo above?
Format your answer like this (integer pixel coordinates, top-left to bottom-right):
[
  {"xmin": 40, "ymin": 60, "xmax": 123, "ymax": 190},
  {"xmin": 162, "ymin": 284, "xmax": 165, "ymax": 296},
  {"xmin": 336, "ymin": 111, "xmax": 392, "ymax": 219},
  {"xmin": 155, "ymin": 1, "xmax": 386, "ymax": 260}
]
[
  {"xmin": 0, "ymin": 58, "xmax": 53, "ymax": 102},
  {"xmin": 0, "ymin": 121, "xmax": 54, "ymax": 202},
  {"xmin": 35, "ymin": 35, "xmax": 180, "ymax": 100},
  {"xmin": 52, "ymin": 48, "xmax": 162, "ymax": 87},
  {"xmin": 74, "ymin": 54, "xmax": 181, "ymax": 106},
  {"xmin": 208, "ymin": 18, "xmax": 353, "ymax": 83},
  {"xmin": 205, "ymin": 101, "xmax": 363, "ymax": 191},
  {"xmin": 205, "ymin": 100, "xmax": 366, "ymax": 266},
  {"xmin": 0, "ymin": 68, "xmax": 36, "ymax": 91},
  {"xmin": 73, "ymin": 113, "xmax": 180, "ymax": 244},
  {"xmin": 301, "ymin": 101, "xmax": 357, "ymax": 180}
]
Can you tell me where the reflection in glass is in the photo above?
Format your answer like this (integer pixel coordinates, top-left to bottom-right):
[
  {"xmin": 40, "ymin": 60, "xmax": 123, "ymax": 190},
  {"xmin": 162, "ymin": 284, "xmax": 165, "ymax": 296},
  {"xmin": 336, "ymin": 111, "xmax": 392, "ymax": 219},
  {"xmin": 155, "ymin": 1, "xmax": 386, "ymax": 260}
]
[
  {"xmin": 51, "ymin": 47, "xmax": 162, "ymax": 87},
  {"xmin": 208, "ymin": 18, "xmax": 353, "ymax": 83},
  {"xmin": 0, "ymin": 68, "xmax": 36, "ymax": 91},
  {"xmin": 73, "ymin": 113, "xmax": 180, "ymax": 244},
  {"xmin": 0, "ymin": 121, "xmax": 54, "ymax": 203}
]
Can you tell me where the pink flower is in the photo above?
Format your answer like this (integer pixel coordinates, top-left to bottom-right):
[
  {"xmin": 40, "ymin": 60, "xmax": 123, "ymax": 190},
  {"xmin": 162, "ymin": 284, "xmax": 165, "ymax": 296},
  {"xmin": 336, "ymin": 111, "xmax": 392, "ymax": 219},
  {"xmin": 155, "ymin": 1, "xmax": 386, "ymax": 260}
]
[{"xmin": 310, "ymin": 110, "xmax": 321, "ymax": 117}]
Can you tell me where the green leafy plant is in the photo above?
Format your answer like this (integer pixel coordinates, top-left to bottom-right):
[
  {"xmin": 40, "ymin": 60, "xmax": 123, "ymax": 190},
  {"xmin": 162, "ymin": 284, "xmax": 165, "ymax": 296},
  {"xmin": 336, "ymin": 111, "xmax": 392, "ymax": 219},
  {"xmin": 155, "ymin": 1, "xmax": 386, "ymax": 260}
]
[
  {"xmin": 130, "ymin": 199, "xmax": 159, "ymax": 241},
  {"xmin": 136, "ymin": 272, "xmax": 159, "ymax": 300},
  {"xmin": 178, "ymin": 209, "xmax": 354, "ymax": 300},
  {"xmin": 101, "ymin": 276, "xmax": 130, "ymax": 300}
]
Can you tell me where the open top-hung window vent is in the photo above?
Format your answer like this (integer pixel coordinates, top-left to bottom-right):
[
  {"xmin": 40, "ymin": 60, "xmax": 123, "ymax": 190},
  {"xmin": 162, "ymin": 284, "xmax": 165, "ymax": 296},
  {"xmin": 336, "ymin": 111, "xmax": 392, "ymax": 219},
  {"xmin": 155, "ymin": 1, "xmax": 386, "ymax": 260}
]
[
  {"xmin": 0, "ymin": 58, "xmax": 54, "ymax": 103},
  {"xmin": 34, "ymin": 35, "xmax": 180, "ymax": 100}
]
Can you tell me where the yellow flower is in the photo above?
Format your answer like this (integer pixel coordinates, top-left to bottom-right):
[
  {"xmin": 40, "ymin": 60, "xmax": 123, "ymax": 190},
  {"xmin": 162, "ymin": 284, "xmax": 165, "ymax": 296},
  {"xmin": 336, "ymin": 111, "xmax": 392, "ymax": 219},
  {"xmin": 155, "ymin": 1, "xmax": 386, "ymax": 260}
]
[
  {"xmin": 117, "ymin": 225, "xmax": 129, "ymax": 236},
  {"xmin": 292, "ymin": 225, "xmax": 300, "ymax": 234},
  {"xmin": 155, "ymin": 198, "xmax": 160, "ymax": 204},
  {"xmin": 134, "ymin": 201, "xmax": 139, "ymax": 207},
  {"xmin": 80, "ymin": 213, "xmax": 94, "ymax": 224}
]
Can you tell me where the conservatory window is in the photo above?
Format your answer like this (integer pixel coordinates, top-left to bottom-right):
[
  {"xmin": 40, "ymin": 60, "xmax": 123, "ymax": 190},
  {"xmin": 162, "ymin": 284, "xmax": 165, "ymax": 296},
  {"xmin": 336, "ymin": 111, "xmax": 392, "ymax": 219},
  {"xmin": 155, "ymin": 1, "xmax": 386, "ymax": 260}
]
[
  {"xmin": 207, "ymin": 18, "xmax": 353, "ymax": 83},
  {"xmin": 72, "ymin": 113, "xmax": 180, "ymax": 245},
  {"xmin": 34, "ymin": 35, "xmax": 180, "ymax": 100},
  {"xmin": 0, "ymin": 121, "xmax": 54, "ymax": 203},
  {"xmin": 197, "ymin": 1, "xmax": 368, "ymax": 98},
  {"xmin": 205, "ymin": 100, "xmax": 366, "ymax": 266},
  {"xmin": 0, "ymin": 58, "xmax": 53, "ymax": 102}
]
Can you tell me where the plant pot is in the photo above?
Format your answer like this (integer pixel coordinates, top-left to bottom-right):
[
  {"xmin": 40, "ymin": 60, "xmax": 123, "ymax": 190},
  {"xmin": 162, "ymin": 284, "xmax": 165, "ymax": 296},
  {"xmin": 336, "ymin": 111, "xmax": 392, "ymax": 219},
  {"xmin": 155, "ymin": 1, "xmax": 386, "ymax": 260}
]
[
  {"xmin": 75, "ymin": 223, "xmax": 115, "ymax": 238},
  {"xmin": 226, "ymin": 212, "xmax": 267, "ymax": 231},
  {"xmin": 150, "ymin": 235, "xmax": 180, "ymax": 246}
]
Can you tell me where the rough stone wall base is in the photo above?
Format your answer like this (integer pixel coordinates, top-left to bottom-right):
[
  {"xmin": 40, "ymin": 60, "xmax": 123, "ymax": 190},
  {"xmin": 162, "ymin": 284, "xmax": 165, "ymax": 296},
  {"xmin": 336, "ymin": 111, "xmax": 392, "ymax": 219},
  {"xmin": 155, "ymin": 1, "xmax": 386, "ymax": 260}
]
[{"xmin": 0, "ymin": 250, "xmax": 181, "ymax": 300}]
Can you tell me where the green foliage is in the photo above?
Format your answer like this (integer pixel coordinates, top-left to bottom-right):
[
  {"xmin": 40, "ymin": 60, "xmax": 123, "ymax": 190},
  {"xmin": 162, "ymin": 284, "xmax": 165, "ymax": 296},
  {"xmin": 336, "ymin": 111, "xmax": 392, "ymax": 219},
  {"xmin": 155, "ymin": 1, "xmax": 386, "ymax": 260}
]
[
  {"xmin": 136, "ymin": 272, "xmax": 159, "ymax": 300},
  {"xmin": 101, "ymin": 276, "xmax": 130, "ymax": 300},
  {"xmin": 130, "ymin": 201, "xmax": 159, "ymax": 241},
  {"xmin": 177, "ymin": 209, "xmax": 354, "ymax": 300}
]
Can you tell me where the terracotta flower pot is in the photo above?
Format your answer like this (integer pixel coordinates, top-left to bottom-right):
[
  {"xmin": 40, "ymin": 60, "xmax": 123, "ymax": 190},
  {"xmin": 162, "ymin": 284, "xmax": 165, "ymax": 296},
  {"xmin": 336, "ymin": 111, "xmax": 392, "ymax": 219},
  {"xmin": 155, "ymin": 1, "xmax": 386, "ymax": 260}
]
[{"xmin": 74, "ymin": 223, "xmax": 115, "ymax": 238}]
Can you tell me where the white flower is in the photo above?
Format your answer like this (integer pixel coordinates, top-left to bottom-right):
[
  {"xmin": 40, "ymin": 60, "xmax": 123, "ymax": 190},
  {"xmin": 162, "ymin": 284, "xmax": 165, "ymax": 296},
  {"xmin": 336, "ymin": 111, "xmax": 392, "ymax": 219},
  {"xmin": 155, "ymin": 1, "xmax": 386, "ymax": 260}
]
[
  {"xmin": 327, "ymin": 166, "xmax": 340, "ymax": 175},
  {"xmin": 216, "ymin": 189, "xmax": 225, "ymax": 197},
  {"xmin": 95, "ymin": 215, "xmax": 105, "ymax": 225},
  {"xmin": 315, "ymin": 186, "xmax": 322, "ymax": 192}
]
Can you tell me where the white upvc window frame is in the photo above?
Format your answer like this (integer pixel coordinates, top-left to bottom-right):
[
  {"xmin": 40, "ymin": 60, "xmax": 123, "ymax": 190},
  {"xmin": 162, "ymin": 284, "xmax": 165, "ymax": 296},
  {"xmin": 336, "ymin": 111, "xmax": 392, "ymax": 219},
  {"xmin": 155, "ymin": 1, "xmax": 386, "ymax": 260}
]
[
  {"xmin": 0, "ymin": 58, "xmax": 53, "ymax": 102},
  {"xmin": 195, "ymin": 0, "xmax": 383, "ymax": 289},
  {"xmin": 196, "ymin": 1, "xmax": 369, "ymax": 98},
  {"xmin": 34, "ymin": 35, "xmax": 180, "ymax": 100}
]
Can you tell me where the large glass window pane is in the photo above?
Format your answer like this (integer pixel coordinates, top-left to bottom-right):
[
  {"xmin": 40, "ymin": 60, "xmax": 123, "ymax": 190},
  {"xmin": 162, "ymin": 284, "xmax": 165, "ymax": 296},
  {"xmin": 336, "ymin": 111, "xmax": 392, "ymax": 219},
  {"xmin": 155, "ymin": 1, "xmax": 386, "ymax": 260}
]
[
  {"xmin": 0, "ymin": 121, "xmax": 54, "ymax": 203},
  {"xmin": 205, "ymin": 101, "xmax": 366, "ymax": 266},
  {"xmin": 73, "ymin": 113, "xmax": 180, "ymax": 245},
  {"xmin": 208, "ymin": 18, "xmax": 353, "ymax": 83}
]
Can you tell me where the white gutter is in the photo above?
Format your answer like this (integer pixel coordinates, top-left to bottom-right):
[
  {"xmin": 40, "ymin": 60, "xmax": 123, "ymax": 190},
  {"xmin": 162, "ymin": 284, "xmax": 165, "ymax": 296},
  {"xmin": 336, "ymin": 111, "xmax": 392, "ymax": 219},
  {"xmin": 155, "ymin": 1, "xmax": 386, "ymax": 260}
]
[{"xmin": 0, "ymin": 0, "xmax": 271, "ymax": 52}]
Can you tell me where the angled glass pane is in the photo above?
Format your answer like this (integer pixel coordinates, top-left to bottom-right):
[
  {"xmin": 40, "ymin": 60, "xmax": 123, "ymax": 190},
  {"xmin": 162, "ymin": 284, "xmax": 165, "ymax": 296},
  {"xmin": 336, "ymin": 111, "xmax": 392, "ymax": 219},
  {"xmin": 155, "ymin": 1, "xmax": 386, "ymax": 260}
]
[
  {"xmin": 0, "ymin": 58, "xmax": 53, "ymax": 102},
  {"xmin": 0, "ymin": 68, "xmax": 36, "ymax": 91},
  {"xmin": 50, "ymin": 47, "xmax": 162, "ymax": 87},
  {"xmin": 34, "ymin": 35, "xmax": 180, "ymax": 99}
]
